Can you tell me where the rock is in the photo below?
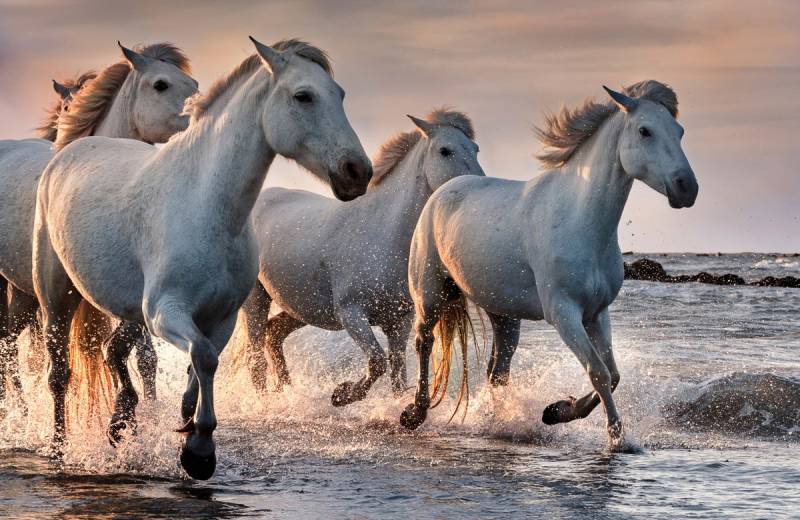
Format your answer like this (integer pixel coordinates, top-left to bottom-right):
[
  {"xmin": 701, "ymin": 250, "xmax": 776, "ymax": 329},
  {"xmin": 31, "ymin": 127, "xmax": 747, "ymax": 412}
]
[
  {"xmin": 753, "ymin": 276, "xmax": 800, "ymax": 288},
  {"xmin": 663, "ymin": 373, "xmax": 800, "ymax": 437},
  {"xmin": 624, "ymin": 257, "xmax": 796, "ymax": 288},
  {"xmin": 624, "ymin": 258, "xmax": 669, "ymax": 282}
]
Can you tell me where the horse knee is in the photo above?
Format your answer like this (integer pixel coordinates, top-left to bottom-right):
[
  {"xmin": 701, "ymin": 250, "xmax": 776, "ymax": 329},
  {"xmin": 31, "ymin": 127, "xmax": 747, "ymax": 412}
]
[
  {"xmin": 368, "ymin": 350, "xmax": 387, "ymax": 378},
  {"xmin": 610, "ymin": 370, "xmax": 620, "ymax": 390},
  {"xmin": 589, "ymin": 366, "xmax": 613, "ymax": 392}
]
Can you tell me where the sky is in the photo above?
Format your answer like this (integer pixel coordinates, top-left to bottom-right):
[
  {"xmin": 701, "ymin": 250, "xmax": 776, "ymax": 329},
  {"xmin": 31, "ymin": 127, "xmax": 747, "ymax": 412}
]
[{"xmin": 0, "ymin": 0, "xmax": 798, "ymax": 252}]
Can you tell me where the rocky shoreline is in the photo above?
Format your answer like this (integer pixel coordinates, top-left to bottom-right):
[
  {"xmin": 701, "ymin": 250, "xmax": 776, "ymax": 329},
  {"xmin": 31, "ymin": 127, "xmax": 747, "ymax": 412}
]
[{"xmin": 624, "ymin": 257, "xmax": 800, "ymax": 288}]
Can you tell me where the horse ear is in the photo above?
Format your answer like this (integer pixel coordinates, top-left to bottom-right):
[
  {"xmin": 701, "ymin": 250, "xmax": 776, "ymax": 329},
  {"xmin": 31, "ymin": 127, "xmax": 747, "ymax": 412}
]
[
  {"xmin": 52, "ymin": 79, "xmax": 72, "ymax": 100},
  {"xmin": 603, "ymin": 86, "xmax": 638, "ymax": 113},
  {"xmin": 407, "ymin": 115, "xmax": 434, "ymax": 137},
  {"xmin": 118, "ymin": 41, "xmax": 152, "ymax": 71},
  {"xmin": 249, "ymin": 36, "xmax": 288, "ymax": 76}
]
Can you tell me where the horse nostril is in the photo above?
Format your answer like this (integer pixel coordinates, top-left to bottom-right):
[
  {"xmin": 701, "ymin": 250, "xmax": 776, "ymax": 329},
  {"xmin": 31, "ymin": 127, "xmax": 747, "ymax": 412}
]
[
  {"xmin": 676, "ymin": 177, "xmax": 687, "ymax": 192},
  {"xmin": 344, "ymin": 161, "xmax": 360, "ymax": 181}
]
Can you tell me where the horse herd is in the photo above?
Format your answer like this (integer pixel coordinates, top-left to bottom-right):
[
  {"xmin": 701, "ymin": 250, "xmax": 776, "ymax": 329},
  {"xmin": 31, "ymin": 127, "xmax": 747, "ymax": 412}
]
[{"xmin": 0, "ymin": 37, "xmax": 699, "ymax": 480}]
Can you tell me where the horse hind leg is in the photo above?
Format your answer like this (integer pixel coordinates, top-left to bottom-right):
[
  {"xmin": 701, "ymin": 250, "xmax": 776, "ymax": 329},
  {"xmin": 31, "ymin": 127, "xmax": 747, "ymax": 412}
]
[
  {"xmin": 383, "ymin": 312, "xmax": 413, "ymax": 396},
  {"xmin": 33, "ymin": 260, "xmax": 82, "ymax": 453},
  {"xmin": 330, "ymin": 304, "xmax": 386, "ymax": 407},
  {"xmin": 264, "ymin": 311, "xmax": 304, "ymax": 390},
  {"xmin": 486, "ymin": 312, "xmax": 521, "ymax": 386},
  {"xmin": 105, "ymin": 321, "xmax": 141, "ymax": 445},
  {"xmin": 133, "ymin": 326, "xmax": 157, "ymax": 400},
  {"xmin": 0, "ymin": 287, "xmax": 40, "ymax": 414}
]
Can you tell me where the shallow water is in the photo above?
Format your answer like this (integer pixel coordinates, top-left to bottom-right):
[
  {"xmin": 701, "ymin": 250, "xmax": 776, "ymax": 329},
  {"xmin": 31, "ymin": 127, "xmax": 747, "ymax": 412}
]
[{"xmin": 1, "ymin": 253, "xmax": 799, "ymax": 519}]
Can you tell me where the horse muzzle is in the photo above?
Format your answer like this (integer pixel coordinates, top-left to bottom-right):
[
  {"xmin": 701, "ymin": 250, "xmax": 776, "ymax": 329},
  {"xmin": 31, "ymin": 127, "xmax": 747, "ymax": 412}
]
[
  {"xmin": 666, "ymin": 168, "xmax": 699, "ymax": 208},
  {"xmin": 330, "ymin": 155, "xmax": 373, "ymax": 201}
]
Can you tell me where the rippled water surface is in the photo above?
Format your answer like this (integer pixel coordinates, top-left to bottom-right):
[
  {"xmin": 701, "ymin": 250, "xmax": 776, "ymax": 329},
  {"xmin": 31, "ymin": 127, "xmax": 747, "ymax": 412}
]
[{"xmin": 1, "ymin": 253, "xmax": 798, "ymax": 519}]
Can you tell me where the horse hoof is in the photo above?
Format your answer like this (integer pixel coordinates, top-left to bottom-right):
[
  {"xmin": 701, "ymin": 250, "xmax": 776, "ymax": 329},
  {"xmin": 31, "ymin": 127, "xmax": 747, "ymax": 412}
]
[
  {"xmin": 607, "ymin": 420, "xmax": 625, "ymax": 452},
  {"xmin": 399, "ymin": 403, "xmax": 427, "ymax": 430},
  {"xmin": 331, "ymin": 381, "xmax": 366, "ymax": 407},
  {"xmin": 542, "ymin": 398, "xmax": 575, "ymax": 425},
  {"xmin": 180, "ymin": 445, "xmax": 217, "ymax": 480},
  {"xmin": 107, "ymin": 415, "xmax": 137, "ymax": 447}
]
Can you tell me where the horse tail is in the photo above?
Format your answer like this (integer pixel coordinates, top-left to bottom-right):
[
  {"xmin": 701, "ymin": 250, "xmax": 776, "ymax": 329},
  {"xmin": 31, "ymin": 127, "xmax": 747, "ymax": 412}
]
[
  {"xmin": 429, "ymin": 294, "xmax": 477, "ymax": 422},
  {"xmin": 67, "ymin": 300, "xmax": 114, "ymax": 429}
]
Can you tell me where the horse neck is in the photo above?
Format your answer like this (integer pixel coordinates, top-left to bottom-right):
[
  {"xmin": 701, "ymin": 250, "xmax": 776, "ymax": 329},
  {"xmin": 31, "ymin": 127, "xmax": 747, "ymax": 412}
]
[
  {"xmin": 166, "ymin": 70, "xmax": 275, "ymax": 235},
  {"xmin": 91, "ymin": 75, "xmax": 141, "ymax": 140},
  {"xmin": 362, "ymin": 144, "xmax": 431, "ymax": 243},
  {"xmin": 558, "ymin": 114, "xmax": 633, "ymax": 246}
]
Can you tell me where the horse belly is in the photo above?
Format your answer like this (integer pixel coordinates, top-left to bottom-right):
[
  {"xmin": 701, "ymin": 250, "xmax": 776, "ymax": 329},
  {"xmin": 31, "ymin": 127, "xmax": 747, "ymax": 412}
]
[
  {"xmin": 459, "ymin": 269, "xmax": 544, "ymax": 321},
  {"xmin": 0, "ymin": 143, "xmax": 51, "ymax": 294},
  {"xmin": 262, "ymin": 261, "xmax": 339, "ymax": 329},
  {"xmin": 444, "ymin": 231, "xmax": 544, "ymax": 320}
]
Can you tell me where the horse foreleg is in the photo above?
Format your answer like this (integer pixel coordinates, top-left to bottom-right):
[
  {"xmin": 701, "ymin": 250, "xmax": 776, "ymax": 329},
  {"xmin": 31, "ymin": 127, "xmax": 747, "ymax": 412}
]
[
  {"xmin": 133, "ymin": 326, "xmax": 157, "ymax": 400},
  {"xmin": 486, "ymin": 312, "xmax": 521, "ymax": 386},
  {"xmin": 264, "ymin": 311, "xmax": 304, "ymax": 391},
  {"xmin": 147, "ymin": 302, "xmax": 220, "ymax": 480},
  {"xmin": 543, "ymin": 308, "xmax": 620, "ymax": 425},
  {"xmin": 105, "ymin": 321, "xmax": 142, "ymax": 445},
  {"xmin": 544, "ymin": 303, "xmax": 623, "ymax": 449},
  {"xmin": 331, "ymin": 305, "xmax": 386, "ymax": 406},
  {"xmin": 383, "ymin": 312, "xmax": 413, "ymax": 396}
]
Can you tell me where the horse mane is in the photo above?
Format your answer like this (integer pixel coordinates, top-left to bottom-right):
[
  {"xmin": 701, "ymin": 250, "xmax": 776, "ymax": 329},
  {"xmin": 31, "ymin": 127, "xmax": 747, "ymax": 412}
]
[
  {"xmin": 54, "ymin": 42, "xmax": 192, "ymax": 151},
  {"xmin": 35, "ymin": 71, "xmax": 97, "ymax": 142},
  {"xmin": 369, "ymin": 108, "xmax": 475, "ymax": 187},
  {"xmin": 185, "ymin": 39, "xmax": 333, "ymax": 121},
  {"xmin": 534, "ymin": 80, "xmax": 679, "ymax": 169}
]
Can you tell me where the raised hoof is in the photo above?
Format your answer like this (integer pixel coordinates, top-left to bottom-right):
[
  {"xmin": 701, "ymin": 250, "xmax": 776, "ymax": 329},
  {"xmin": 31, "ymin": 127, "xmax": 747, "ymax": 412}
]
[
  {"xmin": 107, "ymin": 414, "xmax": 137, "ymax": 447},
  {"xmin": 542, "ymin": 397, "xmax": 576, "ymax": 425},
  {"xmin": 399, "ymin": 403, "xmax": 427, "ymax": 430},
  {"xmin": 331, "ymin": 381, "xmax": 367, "ymax": 407},
  {"xmin": 180, "ymin": 445, "xmax": 217, "ymax": 480}
]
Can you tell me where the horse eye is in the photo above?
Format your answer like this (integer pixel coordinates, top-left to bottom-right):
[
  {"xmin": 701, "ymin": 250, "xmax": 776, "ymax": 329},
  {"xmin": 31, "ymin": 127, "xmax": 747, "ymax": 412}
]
[
  {"xmin": 639, "ymin": 126, "xmax": 651, "ymax": 138},
  {"xmin": 154, "ymin": 80, "xmax": 169, "ymax": 92},
  {"xmin": 294, "ymin": 91, "xmax": 313, "ymax": 103},
  {"xmin": 439, "ymin": 147, "xmax": 453, "ymax": 157}
]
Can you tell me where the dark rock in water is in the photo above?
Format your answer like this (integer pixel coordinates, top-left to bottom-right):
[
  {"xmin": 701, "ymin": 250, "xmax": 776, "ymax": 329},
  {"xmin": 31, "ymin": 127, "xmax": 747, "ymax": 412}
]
[
  {"xmin": 623, "ymin": 257, "xmax": 798, "ymax": 288},
  {"xmin": 663, "ymin": 373, "xmax": 800, "ymax": 438},
  {"xmin": 753, "ymin": 276, "xmax": 800, "ymax": 288},
  {"xmin": 624, "ymin": 258, "xmax": 669, "ymax": 282}
]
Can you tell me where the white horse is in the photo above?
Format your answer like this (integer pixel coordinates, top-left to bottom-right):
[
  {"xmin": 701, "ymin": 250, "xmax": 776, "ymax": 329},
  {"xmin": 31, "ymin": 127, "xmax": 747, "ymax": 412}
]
[
  {"xmin": 0, "ymin": 43, "xmax": 196, "ymax": 412},
  {"xmin": 400, "ymin": 82, "xmax": 698, "ymax": 450},
  {"xmin": 0, "ymin": 71, "xmax": 95, "ymax": 407},
  {"xmin": 237, "ymin": 109, "xmax": 484, "ymax": 405},
  {"xmin": 33, "ymin": 37, "xmax": 372, "ymax": 480}
]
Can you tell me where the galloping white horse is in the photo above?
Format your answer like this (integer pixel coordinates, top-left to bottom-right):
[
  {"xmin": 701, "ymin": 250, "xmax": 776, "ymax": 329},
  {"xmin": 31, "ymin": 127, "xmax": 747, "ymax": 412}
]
[
  {"xmin": 0, "ymin": 71, "xmax": 95, "ymax": 407},
  {"xmin": 237, "ymin": 109, "xmax": 484, "ymax": 405},
  {"xmin": 0, "ymin": 43, "xmax": 196, "ymax": 412},
  {"xmin": 34, "ymin": 38, "xmax": 372, "ymax": 479},
  {"xmin": 400, "ymin": 81, "xmax": 698, "ymax": 450}
]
